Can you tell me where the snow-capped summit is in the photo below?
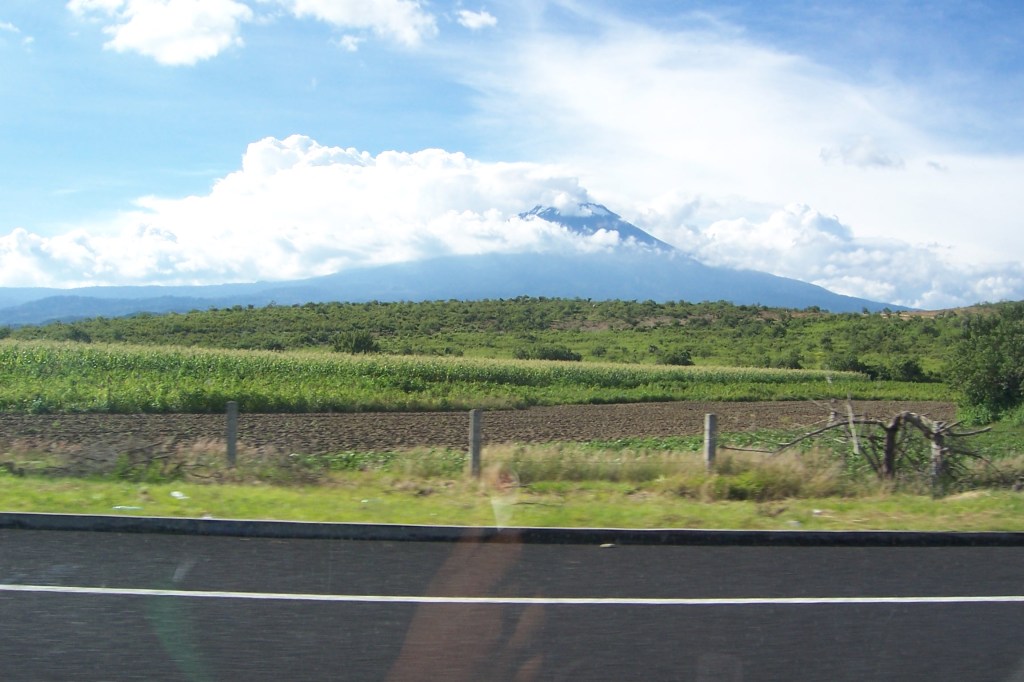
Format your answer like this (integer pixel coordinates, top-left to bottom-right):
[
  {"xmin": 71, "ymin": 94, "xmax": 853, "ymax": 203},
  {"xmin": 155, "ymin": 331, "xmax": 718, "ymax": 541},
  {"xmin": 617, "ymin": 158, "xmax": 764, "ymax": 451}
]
[{"xmin": 520, "ymin": 203, "xmax": 675, "ymax": 252}]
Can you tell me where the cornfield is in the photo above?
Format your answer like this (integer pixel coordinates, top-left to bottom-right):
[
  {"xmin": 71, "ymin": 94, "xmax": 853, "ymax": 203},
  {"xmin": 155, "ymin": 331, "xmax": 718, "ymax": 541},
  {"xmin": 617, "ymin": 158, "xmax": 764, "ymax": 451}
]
[{"xmin": 0, "ymin": 340, "xmax": 946, "ymax": 414}]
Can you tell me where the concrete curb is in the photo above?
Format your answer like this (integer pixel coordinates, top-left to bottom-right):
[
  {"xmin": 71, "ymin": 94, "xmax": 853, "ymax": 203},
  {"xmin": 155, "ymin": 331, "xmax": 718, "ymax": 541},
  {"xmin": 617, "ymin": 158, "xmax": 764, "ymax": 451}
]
[{"xmin": 3, "ymin": 511, "xmax": 1024, "ymax": 547}]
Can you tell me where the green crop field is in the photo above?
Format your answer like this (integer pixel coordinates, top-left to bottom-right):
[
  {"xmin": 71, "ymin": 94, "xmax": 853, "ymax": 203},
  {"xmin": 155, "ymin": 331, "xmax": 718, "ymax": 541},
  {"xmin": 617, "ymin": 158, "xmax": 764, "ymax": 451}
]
[
  {"xmin": 2, "ymin": 296, "xmax": 1023, "ymax": 528},
  {"xmin": 0, "ymin": 340, "xmax": 946, "ymax": 414}
]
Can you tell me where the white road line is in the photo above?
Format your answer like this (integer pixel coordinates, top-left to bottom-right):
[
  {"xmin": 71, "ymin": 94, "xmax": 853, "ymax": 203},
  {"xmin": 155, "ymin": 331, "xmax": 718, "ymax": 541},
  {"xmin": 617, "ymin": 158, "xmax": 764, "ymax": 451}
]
[{"xmin": 3, "ymin": 583, "xmax": 1024, "ymax": 606}]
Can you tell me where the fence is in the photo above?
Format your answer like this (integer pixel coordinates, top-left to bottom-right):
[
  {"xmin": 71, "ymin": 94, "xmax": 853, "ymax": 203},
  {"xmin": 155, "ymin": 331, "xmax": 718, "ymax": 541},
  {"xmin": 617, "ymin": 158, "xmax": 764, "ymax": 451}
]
[{"xmin": 224, "ymin": 401, "xmax": 719, "ymax": 478}]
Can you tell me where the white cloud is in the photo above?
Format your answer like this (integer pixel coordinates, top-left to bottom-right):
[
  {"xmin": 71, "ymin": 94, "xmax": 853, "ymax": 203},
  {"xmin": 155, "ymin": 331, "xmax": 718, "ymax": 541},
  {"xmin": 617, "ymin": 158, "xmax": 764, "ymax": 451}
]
[
  {"xmin": 67, "ymin": 0, "xmax": 254, "ymax": 66},
  {"xmin": 0, "ymin": 228, "xmax": 106, "ymax": 287},
  {"xmin": 457, "ymin": 9, "xmax": 497, "ymax": 30},
  {"xmin": 67, "ymin": 0, "xmax": 440, "ymax": 62},
  {"xmin": 276, "ymin": 0, "xmax": 438, "ymax": 47},
  {"xmin": 0, "ymin": 136, "xmax": 609, "ymax": 287},
  {"xmin": 335, "ymin": 34, "xmax": 363, "ymax": 52},
  {"xmin": 643, "ymin": 203, "xmax": 1024, "ymax": 309},
  {"xmin": 2, "ymin": 135, "xmax": 1022, "ymax": 308},
  {"xmin": 0, "ymin": 19, "xmax": 32, "ymax": 45},
  {"xmin": 460, "ymin": 15, "xmax": 1024, "ymax": 274}
]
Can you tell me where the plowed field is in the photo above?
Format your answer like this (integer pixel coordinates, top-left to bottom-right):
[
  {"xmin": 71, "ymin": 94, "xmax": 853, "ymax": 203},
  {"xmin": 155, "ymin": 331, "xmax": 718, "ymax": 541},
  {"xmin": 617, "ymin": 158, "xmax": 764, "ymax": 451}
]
[{"xmin": 0, "ymin": 401, "xmax": 956, "ymax": 456}]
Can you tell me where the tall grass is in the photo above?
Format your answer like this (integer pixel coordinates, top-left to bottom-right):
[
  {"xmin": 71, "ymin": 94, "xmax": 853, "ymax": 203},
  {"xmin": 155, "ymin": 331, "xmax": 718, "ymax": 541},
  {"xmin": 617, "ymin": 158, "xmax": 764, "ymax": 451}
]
[
  {"xmin": 485, "ymin": 444, "xmax": 855, "ymax": 500},
  {"xmin": 0, "ymin": 436, "xmax": 866, "ymax": 502},
  {"xmin": 0, "ymin": 340, "xmax": 946, "ymax": 414},
  {"xmin": 5, "ymin": 427, "xmax": 1024, "ymax": 508}
]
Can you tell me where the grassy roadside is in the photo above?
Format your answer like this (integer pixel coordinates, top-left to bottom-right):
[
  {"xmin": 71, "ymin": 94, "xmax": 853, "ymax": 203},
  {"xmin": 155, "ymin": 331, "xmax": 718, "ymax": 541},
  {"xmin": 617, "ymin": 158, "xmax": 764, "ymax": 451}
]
[
  {"xmin": 3, "ymin": 428, "xmax": 1024, "ymax": 531},
  {"xmin": 4, "ymin": 474, "xmax": 1024, "ymax": 532}
]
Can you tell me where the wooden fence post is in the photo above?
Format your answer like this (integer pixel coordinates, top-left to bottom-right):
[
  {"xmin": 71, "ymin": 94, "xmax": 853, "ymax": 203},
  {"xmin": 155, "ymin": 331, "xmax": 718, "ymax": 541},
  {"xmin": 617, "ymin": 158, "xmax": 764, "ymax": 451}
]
[
  {"xmin": 469, "ymin": 409, "xmax": 482, "ymax": 479},
  {"xmin": 226, "ymin": 401, "xmax": 238, "ymax": 467},
  {"xmin": 704, "ymin": 413, "xmax": 717, "ymax": 473},
  {"xmin": 930, "ymin": 420, "xmax": 947, "ymax": 497}
]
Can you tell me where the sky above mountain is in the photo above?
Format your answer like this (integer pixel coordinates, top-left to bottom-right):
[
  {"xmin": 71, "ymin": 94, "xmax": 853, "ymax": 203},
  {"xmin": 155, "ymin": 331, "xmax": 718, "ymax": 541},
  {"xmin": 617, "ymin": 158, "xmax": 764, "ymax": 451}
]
[{"xmin": 2, "ymin": 1, "xmax": 1023, "ymax": 309}]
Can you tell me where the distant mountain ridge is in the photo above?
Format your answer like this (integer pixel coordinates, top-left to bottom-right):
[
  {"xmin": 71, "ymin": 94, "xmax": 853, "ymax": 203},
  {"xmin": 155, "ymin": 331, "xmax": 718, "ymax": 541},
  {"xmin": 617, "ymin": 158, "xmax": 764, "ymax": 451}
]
[{"xmin": 0, "ymin": 203, "xmax": 905, "ymax": 325}]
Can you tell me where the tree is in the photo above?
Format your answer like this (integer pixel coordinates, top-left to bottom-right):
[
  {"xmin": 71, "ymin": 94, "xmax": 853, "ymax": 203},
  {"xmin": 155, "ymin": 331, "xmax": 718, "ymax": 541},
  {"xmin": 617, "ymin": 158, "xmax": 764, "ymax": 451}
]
[
  {"xmin": 766, "ymin": 404, "xmax": 989, "ymax": 496},
  {"xmin": 946, "ymin": 302, "xmax": 1024, "ymax": 421}
]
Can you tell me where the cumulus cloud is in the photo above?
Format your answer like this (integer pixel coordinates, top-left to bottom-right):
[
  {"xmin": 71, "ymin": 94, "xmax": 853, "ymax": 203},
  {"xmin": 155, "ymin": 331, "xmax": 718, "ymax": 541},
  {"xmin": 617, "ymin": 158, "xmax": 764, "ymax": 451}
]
[
  {"xmin": 67, "ymin": 0, "xmax": 253, "ymax": 66},
  {"xmin": 457, "ymin": 9, "xmax": 497, "ymax": 30},
  {"xmin": 275, "ymin": 0, "xmax": 438, "ymax": 47},
  {"xmin": 67, "ymin": 0, "xmax": 439, "ymax": 63},
  {"xmin": 0, "ymin": 136, "xmax": 617, "ymax": 288},
  {"xmin": 643, "ymin": 203, "xmax": 1024, "ymax": 309},
  {"xmin": 2, "ymin": 136, "xmax": 1022, "ymax": 308}
]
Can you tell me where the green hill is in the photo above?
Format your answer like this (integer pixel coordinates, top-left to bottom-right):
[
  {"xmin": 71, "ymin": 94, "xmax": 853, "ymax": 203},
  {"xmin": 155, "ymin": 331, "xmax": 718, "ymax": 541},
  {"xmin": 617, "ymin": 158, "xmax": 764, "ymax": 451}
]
[{"xmin": 3, "ymin": 297, "xmax": 978, "ymax": 380}]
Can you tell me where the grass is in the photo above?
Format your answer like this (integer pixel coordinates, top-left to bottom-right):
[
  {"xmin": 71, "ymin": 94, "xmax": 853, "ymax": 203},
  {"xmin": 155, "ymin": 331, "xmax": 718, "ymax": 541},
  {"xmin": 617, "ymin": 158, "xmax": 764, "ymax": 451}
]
[
  {"xmin": 4, "ymin": 433, "xmax": 1024, "ymax": 531},
  {"xmin": 4, "ymin": 474, "xmax": 1024, "ymax": 531}
]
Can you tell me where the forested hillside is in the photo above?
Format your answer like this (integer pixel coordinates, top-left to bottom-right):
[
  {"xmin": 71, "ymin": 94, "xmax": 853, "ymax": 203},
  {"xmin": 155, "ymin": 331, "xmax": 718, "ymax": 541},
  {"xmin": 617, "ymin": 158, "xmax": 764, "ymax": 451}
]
[{"xmin": 2, "ymin": 297, "xmax": 979, "ymax": 380}]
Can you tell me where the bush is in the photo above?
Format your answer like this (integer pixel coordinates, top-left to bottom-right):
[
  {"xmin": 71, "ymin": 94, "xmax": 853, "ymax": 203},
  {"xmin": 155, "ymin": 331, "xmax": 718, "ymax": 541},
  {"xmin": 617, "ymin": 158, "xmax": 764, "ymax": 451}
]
[
  {"xmin": 825, "ymin": 352, "xmax": 871, "ymax": 375},
  {"xmin": 768, "ymin": 350, "xmax": 803, "ymax": 370},
  {"xmin": 878, "ymin": 357, "xmax": 927, "ymax": 382},
  {"xmin": 331, "ymin": 331, "xmax": 380, "ymax": 354},
  {"xmin": 825, "ymin": 353, "xmax": 929, "ymax": 381},
  {"xmin": 698, "ymin": 451, "xmax": 848, "ymax": 501},
  {"xmin": 659, "ymin": 349, "xmax": 694, "ymax": 366},
  {"xmin": 1007, "ymin": 404, "xmax": 1024, "ymax": 427},
  {"xmin": 514, "ymin": 346, "xmax": 582, "ymax": 362},
  {"xmin": 946, "ymin": 303, "xmax": 1024, "ymax": 421}
]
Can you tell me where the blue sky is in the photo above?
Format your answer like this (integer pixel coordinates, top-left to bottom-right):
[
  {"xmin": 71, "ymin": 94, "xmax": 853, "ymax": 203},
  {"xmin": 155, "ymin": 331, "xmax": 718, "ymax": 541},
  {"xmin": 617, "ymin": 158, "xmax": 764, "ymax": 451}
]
[{"xmin": 1, "ymin": 0, "xmax": 1023, "ymax": 308}]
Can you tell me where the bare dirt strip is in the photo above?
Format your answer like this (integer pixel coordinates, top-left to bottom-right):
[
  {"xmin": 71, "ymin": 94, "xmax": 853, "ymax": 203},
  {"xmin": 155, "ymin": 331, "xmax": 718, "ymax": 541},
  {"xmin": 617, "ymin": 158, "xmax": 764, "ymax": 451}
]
[{"xmin": 0, "ymin": 401, "xmax": 956, "ymax": 456}]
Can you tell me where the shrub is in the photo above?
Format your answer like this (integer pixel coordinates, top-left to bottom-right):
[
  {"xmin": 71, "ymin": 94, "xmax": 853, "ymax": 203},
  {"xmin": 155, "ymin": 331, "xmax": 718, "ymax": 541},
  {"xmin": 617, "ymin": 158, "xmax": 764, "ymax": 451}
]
[
  {"xmin": 825, "ymin": 352, "xmax": 870, "ymax": 374},
  {"xmin": 331, "ymin": 331, "xmax": 380, "ymax": 354},
  {"xmin": 700, "ymin": 451, "xmax": 849, "ymax": 501},
  {"xmin": 659, "ymin": 349, "xmax": 694, "ymax": 366},
  {"xmin": 878, "ymin": 357, "xmax": 927, "ymax": 382},
  {"xmin": 768, "ymin": 351, "xmax": 803, "ymax": 370},
  {"xmin": 514, "ymin": 346, "xmax": 582, "ymax": 362},
  {"xmin": 946, "ymin": 303, "xmax": 1024, "ymax": 421}
]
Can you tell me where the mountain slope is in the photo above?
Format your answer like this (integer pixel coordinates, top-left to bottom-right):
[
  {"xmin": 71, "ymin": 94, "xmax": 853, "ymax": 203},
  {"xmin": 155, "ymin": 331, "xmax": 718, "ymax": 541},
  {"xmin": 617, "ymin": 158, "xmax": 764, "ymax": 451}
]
[
  {"xmin": 0, "ymin": 204, "xmax": 902, "ymax": 325},
  {"xmin": 262, "ymin": 250, "xmax": 890, "ymax": 312}
]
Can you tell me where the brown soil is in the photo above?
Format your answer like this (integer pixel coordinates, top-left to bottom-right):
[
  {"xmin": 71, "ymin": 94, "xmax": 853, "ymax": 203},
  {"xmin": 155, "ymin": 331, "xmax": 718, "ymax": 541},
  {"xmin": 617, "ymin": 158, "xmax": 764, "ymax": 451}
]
[{"xmin": 0, "ymin": 401, "xmax": 956, "ymax": 456}]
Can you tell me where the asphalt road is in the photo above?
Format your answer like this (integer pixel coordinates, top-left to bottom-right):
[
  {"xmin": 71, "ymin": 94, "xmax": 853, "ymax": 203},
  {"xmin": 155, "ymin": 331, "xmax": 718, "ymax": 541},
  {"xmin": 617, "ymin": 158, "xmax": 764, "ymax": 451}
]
[{"xmin": 3, "ymin": 522, "xmax": 1024, "ymax": 681}]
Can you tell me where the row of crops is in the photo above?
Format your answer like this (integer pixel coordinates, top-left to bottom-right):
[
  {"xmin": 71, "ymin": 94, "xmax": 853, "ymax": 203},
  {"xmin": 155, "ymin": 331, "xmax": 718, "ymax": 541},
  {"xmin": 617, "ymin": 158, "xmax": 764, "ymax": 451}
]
[{"xmin": 0, "ymin": 340, "xmax": 948, "ymax": 414}]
